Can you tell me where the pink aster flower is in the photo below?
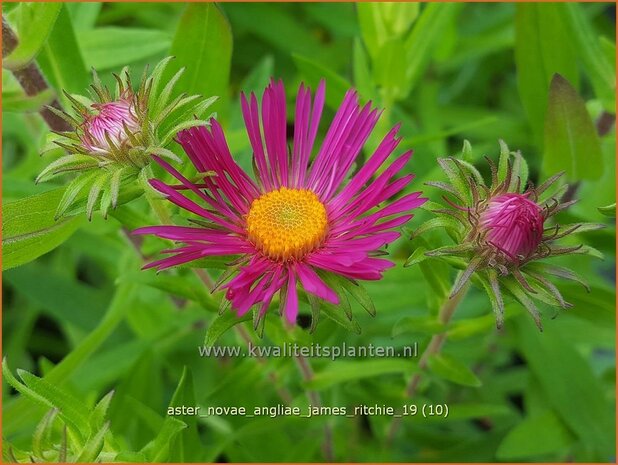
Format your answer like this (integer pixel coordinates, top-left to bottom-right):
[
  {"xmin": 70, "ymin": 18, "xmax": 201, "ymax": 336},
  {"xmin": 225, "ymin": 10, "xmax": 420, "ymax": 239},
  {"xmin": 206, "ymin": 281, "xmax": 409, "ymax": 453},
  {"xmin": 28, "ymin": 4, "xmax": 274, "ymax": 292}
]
[
  {"xmin": 81, "ymin": 97, "xmax": 141, "ymax": 154},
  {"xmin": 479, "ymin": 193, "xmax": 544, "ymax": 262},
  {"xmin": 135, "ymin": 79, "xmax": 426, "ymax": 324}
]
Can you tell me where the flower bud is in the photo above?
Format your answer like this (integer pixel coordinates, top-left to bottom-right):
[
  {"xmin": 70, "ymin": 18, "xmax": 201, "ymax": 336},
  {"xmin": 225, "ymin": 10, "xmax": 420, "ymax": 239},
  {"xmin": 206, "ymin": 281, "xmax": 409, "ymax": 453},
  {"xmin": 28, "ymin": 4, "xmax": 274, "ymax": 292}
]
[
  {"xmin": 413, "ymin": 141, "xmax": 603, "ymax": 330},
  {"xmin": 80, "ymin": 98, "xmax": 141, "ymax": 154},
  {"xmin": 37, "ymin": 57, "xmax": 217, "ymax": 219},
  {"xmin": 479, "ymin": 193, "xmax": 544, "ymax": 262}
]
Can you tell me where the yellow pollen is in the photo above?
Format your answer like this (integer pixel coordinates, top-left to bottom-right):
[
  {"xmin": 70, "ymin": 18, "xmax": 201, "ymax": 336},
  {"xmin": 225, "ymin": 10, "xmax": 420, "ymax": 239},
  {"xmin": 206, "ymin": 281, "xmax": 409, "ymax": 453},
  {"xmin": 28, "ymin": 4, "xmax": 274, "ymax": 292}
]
[{"xmin": 246, "ymin": 187, "xmax": 328, "ymax": 261}]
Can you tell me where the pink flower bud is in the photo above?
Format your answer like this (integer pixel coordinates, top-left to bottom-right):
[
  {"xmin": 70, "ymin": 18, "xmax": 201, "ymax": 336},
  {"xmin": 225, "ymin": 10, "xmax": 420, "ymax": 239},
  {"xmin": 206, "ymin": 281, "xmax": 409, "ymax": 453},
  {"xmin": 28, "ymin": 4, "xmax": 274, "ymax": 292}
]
[
  {"xmin": 479, "ymin": 193, "xmax": 544, "ymax": 261},
  {"xmin": 81, "ymin": 98, "xmax": 140, "ymax": 153}
]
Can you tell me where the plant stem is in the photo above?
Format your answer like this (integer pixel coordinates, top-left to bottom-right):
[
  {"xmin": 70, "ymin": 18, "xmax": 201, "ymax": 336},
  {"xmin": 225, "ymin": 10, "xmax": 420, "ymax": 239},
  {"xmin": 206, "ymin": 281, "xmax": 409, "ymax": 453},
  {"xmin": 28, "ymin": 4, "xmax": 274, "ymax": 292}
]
[
  {"xmin": 295, "ymin": 354, "xmax": 335, "ymax": 462},
  {"xmin": 386, "ymin": 279, "xmax": 470, "ymax": 445},
  {"xmin": 2, "ymin": 15, "xmax": 71, "ymax": 132}
]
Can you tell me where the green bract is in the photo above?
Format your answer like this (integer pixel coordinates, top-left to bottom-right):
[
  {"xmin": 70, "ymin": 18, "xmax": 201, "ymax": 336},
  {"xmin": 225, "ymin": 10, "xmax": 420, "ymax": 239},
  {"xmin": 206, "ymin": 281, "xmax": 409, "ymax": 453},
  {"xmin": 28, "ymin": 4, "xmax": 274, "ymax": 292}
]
[
  {"xmin": 37, "ymin": 57, "xmax": 217, "ymax": 220},
  {"xmin": 409, "ymin": 141, "xmax": 604, "ymax": 329}
]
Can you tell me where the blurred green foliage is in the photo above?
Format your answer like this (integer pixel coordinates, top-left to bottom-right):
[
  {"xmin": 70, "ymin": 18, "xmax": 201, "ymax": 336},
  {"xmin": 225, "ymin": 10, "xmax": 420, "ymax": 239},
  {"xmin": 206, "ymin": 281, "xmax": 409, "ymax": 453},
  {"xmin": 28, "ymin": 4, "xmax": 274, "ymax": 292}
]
[{"xmin": 2, "ymin": 2, "xmax": 616, "ymax": 462}]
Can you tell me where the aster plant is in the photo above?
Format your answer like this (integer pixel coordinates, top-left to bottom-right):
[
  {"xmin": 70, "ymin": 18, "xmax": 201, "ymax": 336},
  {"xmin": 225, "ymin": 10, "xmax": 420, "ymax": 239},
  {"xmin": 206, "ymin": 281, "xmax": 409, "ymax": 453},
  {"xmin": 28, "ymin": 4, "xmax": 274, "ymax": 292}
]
[
  {"xmin": 410, "ymin": 141, "xmax": 603, "ymax": 330},
  {"xmin": 36, "ymin": 57, "xmax": 217, "ymax": 220},
  {"xmin": 135, "ymin": 79, "xmax": 426, "ymax": 328}
]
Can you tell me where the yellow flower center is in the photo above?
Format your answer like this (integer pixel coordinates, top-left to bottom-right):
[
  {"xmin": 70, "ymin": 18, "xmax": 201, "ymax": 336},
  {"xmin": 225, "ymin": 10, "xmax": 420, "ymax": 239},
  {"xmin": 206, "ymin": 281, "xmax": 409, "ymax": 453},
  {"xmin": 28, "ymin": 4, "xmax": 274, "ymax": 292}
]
[{"xmin": 246, "ymin": 187, "xmax": 328, "ymax": 261}]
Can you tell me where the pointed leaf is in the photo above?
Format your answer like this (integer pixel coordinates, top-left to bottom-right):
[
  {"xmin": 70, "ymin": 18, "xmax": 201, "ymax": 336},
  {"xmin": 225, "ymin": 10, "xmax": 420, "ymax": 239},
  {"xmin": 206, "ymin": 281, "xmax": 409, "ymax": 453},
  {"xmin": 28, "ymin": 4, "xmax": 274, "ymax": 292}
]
[{"xmin": 543, "ymin": 74, "xmax": 603, "ymax": 181}]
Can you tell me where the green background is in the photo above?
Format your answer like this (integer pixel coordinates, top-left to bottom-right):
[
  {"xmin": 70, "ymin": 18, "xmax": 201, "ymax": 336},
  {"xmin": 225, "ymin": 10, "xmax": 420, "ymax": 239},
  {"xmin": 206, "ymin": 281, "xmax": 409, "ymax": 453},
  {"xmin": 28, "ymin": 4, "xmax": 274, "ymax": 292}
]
[{"xmin": 2, "ymin": 2, "xmax": 616, "ymax": 462}]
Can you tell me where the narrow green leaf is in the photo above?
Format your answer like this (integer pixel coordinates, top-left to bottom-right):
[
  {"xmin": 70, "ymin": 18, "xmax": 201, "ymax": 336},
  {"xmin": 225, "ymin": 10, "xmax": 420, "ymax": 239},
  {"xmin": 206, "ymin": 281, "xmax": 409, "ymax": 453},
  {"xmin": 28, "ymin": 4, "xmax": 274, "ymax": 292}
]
[
  {"xmin": 3, "ymin": 3, "xmax": 62, "ymax": 70},
  {"xmin": 598, "ymin": 203, "xmax": 616, "ymax": 217},
  {"xmin": 2, "ymin": 88, "xmax": 56, "ymax": 113},
  {"xmin": 427, "ymin": 353, "xmax": 482, "ymax": 387},
  {"xmin": 307, "ymin": 359, "xmax": 416, "ymax": 390},
  {"xmin": 3, "ymin": 282, "xmax": 136, "ymax": 437},
  {"xmin": 515, "ymin": 3, "xmax": 579, "ymax": 144},
  {"xmin": 514, "ymin": 319, "xmax": 615, "ymax": 458},
  {"xmin": 37, "ymin": 5, "xmax": 89, "ymax": 100},
  {"xmin": 357, "ymin": 3, "xmax": 419, "ymax": 59},
  {"xmin": 204, "ymin": 312, "xmax": 252, "ymax": 347},
  {"xmin": 402, "ymin": 3, "xmax": 460, "ymax": 97},
  {"xmin": 32, "ymin": 409, "xmax": 58, "ymax": 459},
  {"xmin": 168, "ymin": 367, "xmax": 202, "ymax": 462},
  {"xmin": 168, "ymin": 3, "xmax": 232, "ymax": 119},
  {"xmin": 141, "ymin": 417, "xmax": 187, "ymax": 462},
  {"xmin": 79, "ymin": 27, "xmax": 170, "ymax": 70},
  {"xmin": 352, "ymin": 39, "xmax": 374, "ymax": 99},
  {"xmin": 497, "ymin": 410, "xmax": 573, "ymax": 459},
  {"xmin": 75, "ymin": 422, "xmax": 109, "ymax": 462},
  {"xmin": 2, "ymin": 188, "xmax": 82, "ymax": 270},
  {"xmin": 66, "ymin": 3, "xmax": 102, "ymax": 31},
  {"xmin": 89, "ymin": 391, "xmax": 114, "ymax": 431},
  {"xmin": 559, "ymin": 3, "xmax": 616, "ymax": 112},
  {"xmin": 543, "ymin": 74, "xmax": 603, "ymax": 180}
]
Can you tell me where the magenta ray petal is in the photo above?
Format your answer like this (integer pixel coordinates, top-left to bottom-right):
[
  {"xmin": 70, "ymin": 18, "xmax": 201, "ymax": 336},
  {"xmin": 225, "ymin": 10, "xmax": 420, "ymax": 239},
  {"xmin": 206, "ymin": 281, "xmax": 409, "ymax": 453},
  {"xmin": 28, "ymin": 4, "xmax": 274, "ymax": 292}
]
[
  {"xmin": 149, "ymin": 179, "xmax": 244, "ymax": 233},
  {"xmin": 296, "ymin": 263, "xmax": 339, "ymax": 304},
  {"xmin": 284, "ymin": 270, "xmax": 299, "ymax": 323},
  {"xmin": 151, "ymin": 155, "xmax": 242, "ymax": 222},
  {"xmin": 329, "ymin": 126, "xmax": 403, "ymax": 211},
  {"xmin": 241, "ymin": 92, "xmax": 273, "ymax": 190}
]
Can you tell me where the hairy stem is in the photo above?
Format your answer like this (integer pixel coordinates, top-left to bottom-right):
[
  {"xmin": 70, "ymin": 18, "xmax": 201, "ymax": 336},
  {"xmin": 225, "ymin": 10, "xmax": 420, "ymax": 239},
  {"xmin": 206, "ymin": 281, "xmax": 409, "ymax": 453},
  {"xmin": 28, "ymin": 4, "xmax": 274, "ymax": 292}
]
[
  {"xmin": 386, "ymin": 278, "xmax": 470, "ymax": 444},
  {"xmin": 2, "ymin": 16, "xmax": 71, "ymax": 132},
  {"xmin": 295, "ymin": 354, "xmax": 335, "ymax": 462}
]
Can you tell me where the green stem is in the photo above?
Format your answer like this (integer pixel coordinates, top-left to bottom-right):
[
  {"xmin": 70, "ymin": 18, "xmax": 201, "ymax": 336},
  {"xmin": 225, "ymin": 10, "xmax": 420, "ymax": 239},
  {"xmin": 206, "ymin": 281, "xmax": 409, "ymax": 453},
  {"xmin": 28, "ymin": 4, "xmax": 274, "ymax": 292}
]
[
  {"xmin": 386, "ymin": 277, "xmax": 470, "ymax": 445},
  {"xmin": 295, "ymin": 354, "xmax": 335, "ymax": 462}
]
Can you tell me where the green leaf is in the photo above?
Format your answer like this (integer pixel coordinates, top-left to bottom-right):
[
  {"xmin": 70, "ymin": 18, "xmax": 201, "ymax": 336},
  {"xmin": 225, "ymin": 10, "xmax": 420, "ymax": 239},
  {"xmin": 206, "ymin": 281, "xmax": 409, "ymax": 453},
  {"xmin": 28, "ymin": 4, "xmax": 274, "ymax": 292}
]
[
  {"xmin": 79, "ymin": 27, "xmax": 171, "ymax": 70},
  {"xmin": 374, "ymin": 38, "xmax": 408, "ymax": 99},
  {"xmin": 559, "ymin": 3, "xmax": 616, "ymax": 112},
  {"xmin": 168, "ymin": 3, "xmax": 232, "ymax": 119},
  {"xmin": 66, "ymin": 3, "xmax": 102, "ymax": 31},
  {"xmin": 32, "ymin": 408, "xmax": 58, "ymax": 459},
  {"xmin": 3, "ymin": 3, "xmax": 62, "ymax": 70},
  {"xmin": 3, "ymin": 362, "xmax": 90, "ymax": 444},
  {"xmin": 2, "ymin": 187, "xmax": 82, "ymax": 270},
  {"xmin": 598, "ymin": 203, "xmax": 616, "ymax": 217},
  {"xmin": 140, "ymin": 417, "xmax": 187, "ymax": 462},
  {"xmin": 5, "ymin": 262, "xmax": 107, "ymax": 330},
  {"xmin": 515, "ymin": 3, "xmax": 579, "ymax": 144},
  {"xmin": 352, "ymin": 39, "xmax": 374, "ymax": 99},
  {"xmin": 292, "ymin": 53, "xmax": 351, "ymax": 110},
  {"xmin": 204, "ymin": 312, "xmax": 252, "ymax": 347},
  {"xmin": 89, "ymin": 391, "xmax": 114, "ymax": 431},
  {"xmin": 119, "ymin": 270, "xmax": 217, "ymax": 312},
  {"xmin": 168, "ymin": 367, "xmax": 202, "ymax": 462},
  {"xmin": 392, "ymin": 316, "xmax": 445, "ymax": 337},
  {"xmin": 37, "ymin": 5, "xmax": 89, "ymax": 100},
  {"xmin": 75, "ymin": 422, "xmax": 109, "ymax": 462},
  {"xmin": 515, "ymin": 320, "xmax": 614, "ymax": 459},
  {"xmin": 2, "ymin": 88, "xmax": 56, "ymax": 113},
  {"xmin": 543, "ymin": 74, "xmax": 603, "ymax": 181},
  {"xmin": 3, "ymin": 282, "xmax": 136, "ymax": 437},
  {"xmin": 402, "ymin": 3, "xmax": 460, "ymax": 97},
  {"xmin": 306, "ymin": 359, "xmax": 415, "ymax": 390},
  {"xmin": 497, "ymin": 410, "xmax": 573, "ymax": 460},
  {"xmin": 427, "ymin": 353, "xmax": 482, "ymax": 387},
  {"xmin": 56, "ymin": 170, "xmax": 100, "ymax": 219},
  {"xmin": 357, "ymin": 3, "xmax": 419, "ymax": 59}
]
